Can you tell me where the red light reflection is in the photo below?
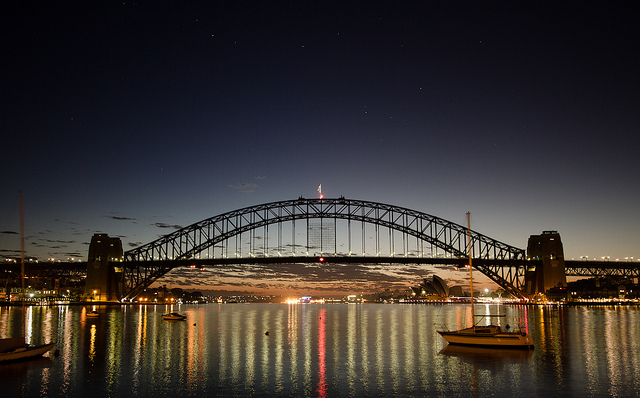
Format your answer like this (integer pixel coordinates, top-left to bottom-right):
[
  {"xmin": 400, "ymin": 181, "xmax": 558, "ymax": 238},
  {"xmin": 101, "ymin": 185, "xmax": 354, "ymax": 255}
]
[{"xmin": 317, "ymin": 308, "xmax": 327, "ymax": 398}]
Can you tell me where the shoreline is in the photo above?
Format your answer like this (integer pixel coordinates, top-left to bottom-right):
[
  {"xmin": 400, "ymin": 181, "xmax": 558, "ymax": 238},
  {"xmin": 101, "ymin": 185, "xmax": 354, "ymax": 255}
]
[{"xmin": 2, "ymin": 300, "xmax": 639, "ymax": 307}]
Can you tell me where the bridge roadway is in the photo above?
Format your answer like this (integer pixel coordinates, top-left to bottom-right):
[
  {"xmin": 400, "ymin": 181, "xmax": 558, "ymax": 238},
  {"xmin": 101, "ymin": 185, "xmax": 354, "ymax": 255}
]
[
  {"xmin": 1, "ymin": 261, "xmax": 88, "ymax": 278},
  {"xmin": 3, "ymin": 258, "xmax": 639, "ymax": 278}
]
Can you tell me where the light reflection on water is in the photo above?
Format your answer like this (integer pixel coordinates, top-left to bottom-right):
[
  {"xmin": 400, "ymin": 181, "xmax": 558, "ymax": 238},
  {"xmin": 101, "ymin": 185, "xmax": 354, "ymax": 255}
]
[{"xmin": 1, "ymin": 304, "xmax": 640, "ymax": 397}]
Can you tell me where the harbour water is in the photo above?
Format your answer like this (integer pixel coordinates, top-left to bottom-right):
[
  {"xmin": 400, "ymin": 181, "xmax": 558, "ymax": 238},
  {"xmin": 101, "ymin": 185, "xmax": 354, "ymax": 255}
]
[{"xmin": 1, "ymin": 303, "xmax": 639, "ymax": 397}]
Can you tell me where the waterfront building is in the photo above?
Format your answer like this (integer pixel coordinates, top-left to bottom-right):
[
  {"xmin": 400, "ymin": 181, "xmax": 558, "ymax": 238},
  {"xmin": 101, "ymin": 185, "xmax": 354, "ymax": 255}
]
[{"xmin": 409, "ymin": 275, "xmax": 450, "ymax": 300}]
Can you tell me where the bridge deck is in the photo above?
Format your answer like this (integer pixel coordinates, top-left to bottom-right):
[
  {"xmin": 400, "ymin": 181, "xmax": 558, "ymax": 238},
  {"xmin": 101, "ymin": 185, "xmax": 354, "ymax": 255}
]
[{"xmin": 3, "ymin": 258, "xmax": 638, "ymax": 274}]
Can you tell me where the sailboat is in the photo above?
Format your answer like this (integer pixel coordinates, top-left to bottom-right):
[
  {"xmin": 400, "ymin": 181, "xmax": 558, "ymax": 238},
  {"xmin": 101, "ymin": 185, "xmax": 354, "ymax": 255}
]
[
  {"xmin": 437, "ymin": 213, "xmax": 534, "ymax": 348},
  {"xmin": 0, "ymin": 338, "xmax": 56, "ymax": 363},
  {"xmin": 0, "ymin": 192, "xmax": 56, "ymax": 362}
]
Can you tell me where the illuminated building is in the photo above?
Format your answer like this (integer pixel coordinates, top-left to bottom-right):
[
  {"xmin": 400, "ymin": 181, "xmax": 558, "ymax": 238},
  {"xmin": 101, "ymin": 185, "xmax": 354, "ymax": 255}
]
[{"xmin": 410, "ymin": 275, "xmax": 450, "ymax": 299}]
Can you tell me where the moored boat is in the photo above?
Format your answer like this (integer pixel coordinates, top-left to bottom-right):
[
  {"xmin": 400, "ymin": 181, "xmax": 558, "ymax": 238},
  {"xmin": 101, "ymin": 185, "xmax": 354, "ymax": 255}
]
[
  {"xmin": 86, "ymin": 310, "xmax": 100, "ymax": 318},
  {"xmin": 2, "ymin": 193, "xmax": 57, "ymax": 363},
  {"xmin": 0, "ymin": 337, "xmax": 56, "ymax": 363},
  {"xmin": 437, "ymin": 324, "xmax": 534, "ymax": 348},
  {"xmin": 436, "ymin": 213, "xmax": 534, "ymax": 349},
  {"xmin": 162, "ymin": 312, "xmax": 187, "ymax": 321}
]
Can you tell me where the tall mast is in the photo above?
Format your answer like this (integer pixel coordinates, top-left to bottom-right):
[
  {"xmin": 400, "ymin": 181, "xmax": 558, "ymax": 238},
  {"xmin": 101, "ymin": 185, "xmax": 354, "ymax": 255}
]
[
  {"xmin": 19, "ymin": 190, "xmax": 26, "ymax": 339},
  {"xmin": 467, "ymin": 212, "xmax": 475, "ymax": 323}
]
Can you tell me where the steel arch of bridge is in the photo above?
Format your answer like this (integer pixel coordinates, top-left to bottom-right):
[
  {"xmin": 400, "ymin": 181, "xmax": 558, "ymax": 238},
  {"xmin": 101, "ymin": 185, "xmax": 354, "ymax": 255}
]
[{"xmin": 123, "ymin": 198, "xmax": 527, "ymax": 299}]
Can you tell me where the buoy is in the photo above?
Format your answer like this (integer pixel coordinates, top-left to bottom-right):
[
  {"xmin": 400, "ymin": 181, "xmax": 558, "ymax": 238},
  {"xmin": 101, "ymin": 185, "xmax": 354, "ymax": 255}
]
[
  {"xmin": 54, "ymin": 349, "xmax": 60, "ymax": 357},
  {"xmin": 193, "ymin": 323, "xmax": 196, "ymax": 326},
  {"xmin": 265, "ymin": 331, "xmax": 269, "ymax": 336}
]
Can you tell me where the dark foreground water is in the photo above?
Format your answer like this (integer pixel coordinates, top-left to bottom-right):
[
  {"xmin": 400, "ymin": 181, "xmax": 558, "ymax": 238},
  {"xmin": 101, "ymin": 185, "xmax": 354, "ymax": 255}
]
[{"xmin": 1, "ymin": 303, "xmax": 639, "ymax": 397}]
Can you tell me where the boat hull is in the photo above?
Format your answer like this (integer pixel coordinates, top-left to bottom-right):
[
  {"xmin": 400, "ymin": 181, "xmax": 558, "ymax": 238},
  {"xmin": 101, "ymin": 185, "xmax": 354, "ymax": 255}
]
[
  {"xmin": 438, "ymin": 331, "xmax": 534, "ymax": 348},
  {"xmin": 0, "ymin": 343, "xmax": 56, "ymax": 362},
  {"xmin": 162, "ymin": 313, "xmax": 186, "ymax": 321}
]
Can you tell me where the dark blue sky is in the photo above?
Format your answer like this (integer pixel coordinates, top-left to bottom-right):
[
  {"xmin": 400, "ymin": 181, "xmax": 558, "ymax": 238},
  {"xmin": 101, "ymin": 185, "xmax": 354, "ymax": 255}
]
[{"xmin": 2, "ymin": 2, "xmax": 639, "ymax": 293}]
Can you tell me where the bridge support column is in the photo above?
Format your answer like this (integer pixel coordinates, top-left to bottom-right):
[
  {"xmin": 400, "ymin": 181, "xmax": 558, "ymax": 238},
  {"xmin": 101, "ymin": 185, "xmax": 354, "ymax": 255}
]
[
  {"xmin": 83, "ymin": 234, "xmax": 124, "ymax": 302},
  {"xmin": 525, "ymin": 231, "xmax": 567, "ymax": 295}
]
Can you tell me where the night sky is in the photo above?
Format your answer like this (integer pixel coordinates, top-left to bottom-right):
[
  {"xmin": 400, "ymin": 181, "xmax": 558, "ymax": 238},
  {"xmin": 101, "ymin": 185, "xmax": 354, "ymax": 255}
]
[{"xmin": 2, "ymin": 2, "xmax": 639, "ymax": 294}]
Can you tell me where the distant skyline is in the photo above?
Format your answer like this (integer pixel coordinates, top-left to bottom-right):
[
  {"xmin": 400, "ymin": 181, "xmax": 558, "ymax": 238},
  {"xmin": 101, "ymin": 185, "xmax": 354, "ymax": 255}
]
[{"xmin": 2, "ymin": 2, "xmax": 638, "ymax": 294}]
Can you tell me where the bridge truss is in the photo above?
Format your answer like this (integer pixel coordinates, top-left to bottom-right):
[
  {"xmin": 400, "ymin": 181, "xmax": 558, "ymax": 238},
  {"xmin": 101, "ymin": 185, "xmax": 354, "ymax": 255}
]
[
  {"xmin": 565, "ymin": 260, "xmax": 640, "ymax": 278},
  {"xmin": 0, "ymin": 263, "xmax": 88, "ymax": 279},
  {"xmin": 122, "ymin": 198, "xmax": 527, "ymax": 299}
]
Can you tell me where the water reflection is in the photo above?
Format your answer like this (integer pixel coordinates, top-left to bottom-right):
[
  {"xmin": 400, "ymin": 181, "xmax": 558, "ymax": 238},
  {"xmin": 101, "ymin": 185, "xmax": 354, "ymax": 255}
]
[
  {"xmin": 439, "ymin": 344, "xmax": 534, "ymax": 363},
  {"xmin": 317, "ymin": 308, "xmax": 327, "ymax": 398},
  {"xmin": 4, "ymin": 304, "xmax": 640, "ymax": 397},
  {"xmin": 0, "ymin": 356, "xmax": 53, "ymax": 397},
  {"xmin": 88, "ymin": 324, "xmax": 96, "ymax": 362}
]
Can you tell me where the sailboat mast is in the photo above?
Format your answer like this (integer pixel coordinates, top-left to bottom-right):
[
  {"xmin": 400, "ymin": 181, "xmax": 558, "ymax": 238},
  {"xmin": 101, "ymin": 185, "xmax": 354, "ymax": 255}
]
[
  {"xmin": 467, "ymin": 212, "xmax": 475, "ymax": 322},
  {"xmin": 19, "ymin": 190, "xmax": 26, "ymax": 339},
  {"xmin": 20, "ymin": 191, "xmax": 25, "ymax": 302}
]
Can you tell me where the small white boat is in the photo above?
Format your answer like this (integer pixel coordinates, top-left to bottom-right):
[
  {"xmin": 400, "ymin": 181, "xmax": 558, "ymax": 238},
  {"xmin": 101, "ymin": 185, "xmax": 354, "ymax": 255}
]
[
  {"xmin": 437, "ymin": 213, "xmax": 534, "ymax": 349},
  {"xmin": 162, "ymin": 312, "xmax": 186, "ymax": 321},
  {"xmin": 438, "ymin": 324, "xmax": 534, "ymax": 348},
  {"xmin": 0, "ymin": 337, "xmax": 56, "ymax": 363}
]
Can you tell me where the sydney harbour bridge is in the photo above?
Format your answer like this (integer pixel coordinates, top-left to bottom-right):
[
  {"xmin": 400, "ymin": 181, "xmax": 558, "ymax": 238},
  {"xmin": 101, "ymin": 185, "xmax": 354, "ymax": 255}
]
[{"xmin": 4, "ymin": 198, "xmax": 640, "ymax": 301}]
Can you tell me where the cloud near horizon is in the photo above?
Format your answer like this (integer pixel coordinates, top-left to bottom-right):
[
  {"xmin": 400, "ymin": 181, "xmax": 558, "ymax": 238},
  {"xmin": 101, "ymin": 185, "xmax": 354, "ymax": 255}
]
[
  {"xmin": 152, "ymin": 223, "xmax": 183, "ymax": 229},
  {"xmin": 105, "ymin": 215, "xmax": 137, "ymax": 221},
  {"xmin": 227, "ymin": 183, "xmax": 258, "ymax": 193},
  {"xmin": 155, "ymin": 262, "xmax": 461, "ymax": 295}
]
